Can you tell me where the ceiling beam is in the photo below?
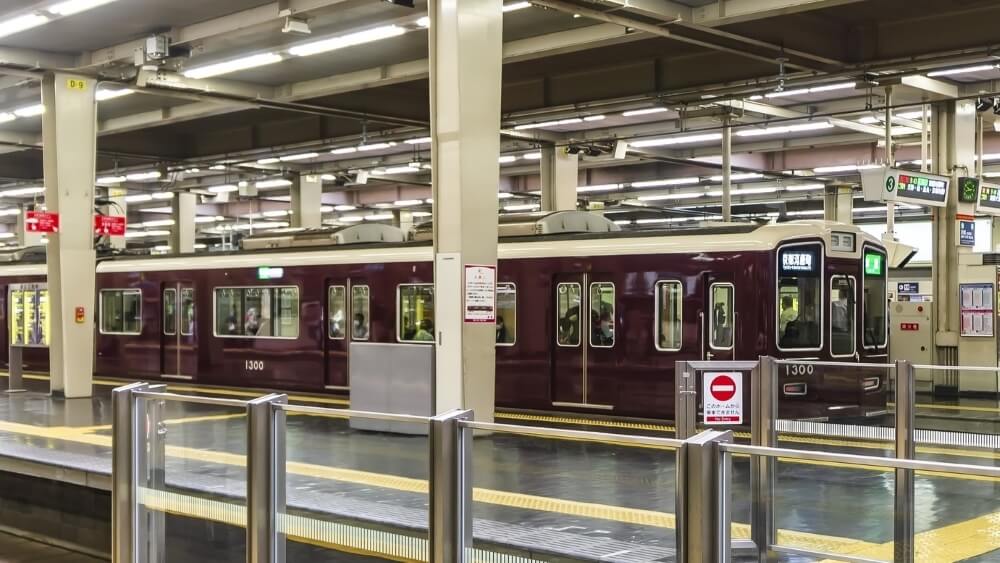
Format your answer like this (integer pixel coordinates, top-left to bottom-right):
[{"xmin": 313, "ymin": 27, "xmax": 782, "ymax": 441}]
[
  {"xmin": 0, "ymin": 47, "xmax": 78, "ymax": 71},
  {"xmin": 720, "ymin": 99, "xmax": 886, "ymax": 137},
  {"xmin": 592, "ymin": 0, "xmax": 691, "ymax": 21},
  {"xmin": 692, "ymin": 0, "xmax": 867, "ymax": 27}
]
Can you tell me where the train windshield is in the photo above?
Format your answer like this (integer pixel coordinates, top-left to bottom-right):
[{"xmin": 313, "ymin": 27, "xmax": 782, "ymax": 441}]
[
  {"xmin": 776, "ymin": 244, "xmax": 822, "ymax": 350},
  {"xmin": 863, "ymin": 249, "xmax": 888, "ymax": 348}
]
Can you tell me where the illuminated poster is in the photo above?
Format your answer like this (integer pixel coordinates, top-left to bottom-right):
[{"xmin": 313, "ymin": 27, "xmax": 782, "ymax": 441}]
[
  {"xmin": 960, "ymin": 282, "xmax": 994, "ymax": 337},
  {"xmin": 9, "ymin": 290, "xmax": 23, "ymax": 346},
  {"xmin": 8, "ymin": 284, "xmax": 49, "ymax": 348}
]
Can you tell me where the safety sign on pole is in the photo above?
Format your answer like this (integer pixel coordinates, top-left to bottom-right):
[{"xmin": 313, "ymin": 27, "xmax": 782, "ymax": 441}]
[{"xmin": 703, "ymin": 371, "xmax": 743, "ymax": 425}]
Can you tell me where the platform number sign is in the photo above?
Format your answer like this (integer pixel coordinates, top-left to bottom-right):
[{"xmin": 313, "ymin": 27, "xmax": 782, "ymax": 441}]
[
  {"xmin": 703, "ymin": 371, "xmax": 743, "ymax": 425},
  {"xmin": 66, "ymin": 78, "xmax": 87, "ymax": 91}
]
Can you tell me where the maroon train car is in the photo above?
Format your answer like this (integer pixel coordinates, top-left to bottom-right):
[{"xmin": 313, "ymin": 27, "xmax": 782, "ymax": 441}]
[{"xmin": 0, "ymin": 220, "xmax": 889, "ymax": 420}]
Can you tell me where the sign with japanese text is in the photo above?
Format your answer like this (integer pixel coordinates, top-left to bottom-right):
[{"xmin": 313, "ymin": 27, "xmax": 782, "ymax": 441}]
[
  {"xmin": 703, "ymin": 371, "xmax": 743, "ymax": 425},
  {"xmin": 464, "ymin": 264, "xmax": 496, "ymax": 323},
  {"xmin": 94, "ymin": 215, "xmax": 126, "ymax": 236},
  {"xmin": 25, "ymin": 211, "xmax": 58, "ymax": 233}
]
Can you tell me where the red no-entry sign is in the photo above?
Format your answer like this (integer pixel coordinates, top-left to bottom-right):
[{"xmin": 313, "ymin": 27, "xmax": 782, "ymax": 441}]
[
  {"xmin": 703, "ymin": 371, "xmax": 743, "ymax": 425},
  {"xmin": 709, "ymin": 375, "xmax": 737, "ymax": 402}
]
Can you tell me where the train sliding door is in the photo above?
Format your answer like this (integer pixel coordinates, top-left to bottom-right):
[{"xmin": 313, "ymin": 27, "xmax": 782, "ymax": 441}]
[
  {"xmin": 703, "ymin": 275, "xmax": 735, "ymax": 361},
  {"xmin": 551, "ymin": 272, "xmax": 615, "ymax": 411},
  {"xmin": 161, "ymin": 282, "xmax": 197, "ymax": 380},
  {"xmin": 324, "ymin": 278, "xmax": 370, "ymax": 390}
]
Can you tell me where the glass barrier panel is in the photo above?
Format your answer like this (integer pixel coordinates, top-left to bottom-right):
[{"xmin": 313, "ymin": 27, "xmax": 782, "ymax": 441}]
[
  {"xmin": 469, "ymin": 429, "xmax": 678, "ymax": 562},
  {"xmin": 909, "ymin": 367, "xmax": 999, "ymax": 440},
  {"xmin": 135, "ymin": 397, "xmax": 248, "ymax": 561},
  {"xmin": 278, "ymin": 410, "xmax": 430, "ymax": 562}
]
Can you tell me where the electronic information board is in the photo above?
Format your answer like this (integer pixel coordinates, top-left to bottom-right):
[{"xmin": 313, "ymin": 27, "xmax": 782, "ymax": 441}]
[
  {"xmin": 976, "ymin": 182, "xmax": 1000, "ymax": 216},
  {"xmin": 861, "ymin": 167, "xmax": 950, "ymax": 208},
  {"xmin": 9, "ymin": 283, "xmax": 49, "ymax": 348}
]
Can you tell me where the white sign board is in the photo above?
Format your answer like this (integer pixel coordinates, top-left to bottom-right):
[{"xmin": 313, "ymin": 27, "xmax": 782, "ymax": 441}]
[
  {"xmin": 463, "ymin": 264, "xmax": 496, "ymax": 323},
  {"xmin": 703, "ymin": 371, "xmax": 743, "ymax": 425},
  {"xmin": 860, "ymin": 167, "xmax": 950, "ymax": 208}
]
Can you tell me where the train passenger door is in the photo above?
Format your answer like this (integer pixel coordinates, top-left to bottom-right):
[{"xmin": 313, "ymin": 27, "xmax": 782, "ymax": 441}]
[
  {"xmin": 324, "ymin": 278, "xmax": 370, "ymax": 390},
  {"xmin": 161, "ymin": 282, "xmax": 197, "ymax": 380},
  {"xmin": 551, "ymin": 272, "xmax": 615, "ymax": 410},
  {"xmin": 703, "ymin": 276, "xmax": 735, "ymax": 361}
]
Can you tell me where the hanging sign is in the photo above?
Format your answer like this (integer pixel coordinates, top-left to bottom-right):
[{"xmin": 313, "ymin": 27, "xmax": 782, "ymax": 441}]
[
  {"xmin": 25, "ymin": 211, "xmax": 59, "ymax": 233},
  {"xmin": 861, "ymin": 167, "xmax": 949, "ymax": 208},
  {"xmin": 976, "ymin": 183, "xmax": 1000, "ymax": 215},
  {"xmin": 463, "ymin": 264, "xmax": 496, "ymax": 323},
  {"xmin": 94, "ymin": 215, "xmax": 126, "ymax": 236},
  {"xmin": 703, "ymin": 371, "xmax": 743, "ymax": 425}
]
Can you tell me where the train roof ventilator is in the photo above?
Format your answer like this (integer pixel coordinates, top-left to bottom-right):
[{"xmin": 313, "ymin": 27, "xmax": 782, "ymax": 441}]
[
  {"xmin": 412, "ymin": 210, "xmax": 622, "ymax": 241},
  {"xmin": 241, "ymin": 224, "xmax": 407, "ymax": 250}
]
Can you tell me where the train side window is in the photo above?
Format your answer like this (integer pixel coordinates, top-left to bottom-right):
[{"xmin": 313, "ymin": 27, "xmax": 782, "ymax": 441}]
[
  {"xmin": 830, "ymin": 276, "xmax": 856, "ymax": 357},
  {"xmin": 213, "ymin": 286, "xmax": 299, "ymax": 339},
  {"xmin": 556, "ymin": 283, "xmax": 581, "ymax": 347},
  {"xmin": 398, "ymin": 284, "xmax": 434, "ymax": 343},
  {"xmin": 100, "ymin": 289, "xmax": 142, "ymax": 335},
  {"xmin": 709, "ymin": 283, "xmax": 734, "ymax": 350},
  {"xmin": 776, "ymin": 244, "xmax": 823, "ymax": 351},
  {"xmin": 180, "ymin": 288, "xmax": 195, "ymax": 336},
  {"xmin": 496, "ymin": 283, "xmax": 516, "ymax": 346},
  {"xmin": 656, "ymin": 281, "xmax": 683, "ymax": 351},
  {"xmin": 862, "ymin": 249, "xmax": 888, "ymax": 348},
  {"xmin": 352, "ymin": 285, "xmax": 370, "ymax": 341},
  {"xmin": 163, "ymin": 288, "xmax": 176, "ymax": 336},
  {"xmin": 590, "ymin": 282, "xmax": 615, "ymax": 348},
  {"xmin": 328, "ymin": 285, "xmax": 346, "ymax": 340}
]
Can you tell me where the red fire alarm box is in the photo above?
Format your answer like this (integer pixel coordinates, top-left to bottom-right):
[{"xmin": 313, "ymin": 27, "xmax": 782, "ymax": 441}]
[{"xmin": 75, "ymin": 306, "xmax": 85, "ymax": 324}]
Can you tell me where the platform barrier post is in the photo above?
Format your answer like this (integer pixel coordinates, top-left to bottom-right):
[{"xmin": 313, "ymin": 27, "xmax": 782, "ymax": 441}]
[
  {"xmin": 751, "ymin": 356, "xmax": 777, "ymax": 561},
  {"xmin": 112, "ymin": 382, "xmax": 148, "ymax": 563},
  {"xmin": 674, "ymin": 360, "xmax": 696, "ymax": 439},
  {"xmin": 676, "ymin": 429, "xmax": 732, "ymax": 563},
  {"xmin": 247, "ymin": 393, "xmax": 288, "ymax": 563},
  {"xmin": 429, "ymin": 409, "xmax": 473, "ymax": 563},
  {"xmin": 140, "ymin": 385, "xmax": 167, "ymax": 563},
  {"xmin": 6, "ymin": 345, "xmax": 25, "ymax": 393},
  {"xmin": 894, "ymin": 360, "xmax": 916, "ymax": 563}
]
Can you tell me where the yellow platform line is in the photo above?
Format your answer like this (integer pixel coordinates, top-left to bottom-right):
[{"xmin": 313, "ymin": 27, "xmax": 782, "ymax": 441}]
[{"xmin": 891, "ymin": 401, "xmax": 1000, "ymax": 414}]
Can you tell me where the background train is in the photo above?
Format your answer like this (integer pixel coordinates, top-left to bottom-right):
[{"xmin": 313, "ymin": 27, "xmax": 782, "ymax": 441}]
[{"xmin": 0, "ymin": 214, "xmax": 889, "ymax": 420}]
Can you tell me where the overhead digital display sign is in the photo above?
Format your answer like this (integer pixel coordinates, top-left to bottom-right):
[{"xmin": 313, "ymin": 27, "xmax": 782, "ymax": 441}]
[
  {"xmin": 861, "ymin": 167, "xmax": 950, "ymax": 208},
  {"xmin": 977, "ymin": 183, "xmax": 1000, "ymax": 215},
  {"xmin": 894, "ymin": 173, "xmax": 948, "ymax": 204},
  {"xmin": 779, "ymin": 247, "xmax": 819, "ymax": 276}
]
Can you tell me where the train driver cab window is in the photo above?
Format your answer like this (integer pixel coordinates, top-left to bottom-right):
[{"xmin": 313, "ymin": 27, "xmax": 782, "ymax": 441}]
[
  {"xmin": 710, "ymin": 284, "xmax": 734, "ymax": 350},
  {"xmin": 777, "ymin": 244, "xmax": 822, "ymax": 350},
  {"xmin": 830, "ymin": 276, "xmax": 856, "ymax": 356},
  {"xmin": 496, "ymin": 283, "xmax": 516, "ymax": 346},
  {"xmin": 352, "ymin": 285, "xmax": 370, "ymax": 341},
  {"xmin": 398, "ymin": 284, "xmax": 435, "ymax": 343},
  {"xmin": 214, "ymin": 287, "xmax": 299, "ymax": 339},
  {"xmin": 863, "ymin": 249, "xmax": 888, "ymax": 348},
  {"xmin": 656, "ymin": 281, "xmax": 683, "ymax": 351},
  {"xmin": 590, "ymin": 282, "xmax": 615, "ymax": 348},
  {"xmin": 556, "ymin": 283, "xmax": 581, "ymax": 347},
  {"xmin": 328, "ymin": 286, "xmax": 346, "ymax": 339},
  {"xmin": 101, "ymin": 289, "xmax": 142, "ymax": 335},
  {"xmin": 163, "ymin": 289, "xmax": 176, "ymax": 336}
]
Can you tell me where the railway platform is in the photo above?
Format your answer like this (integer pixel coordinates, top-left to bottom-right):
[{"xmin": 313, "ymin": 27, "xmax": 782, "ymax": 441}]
[{"xmin": 0, "ymin": 367, "xmax": 998, "ymax": 562}]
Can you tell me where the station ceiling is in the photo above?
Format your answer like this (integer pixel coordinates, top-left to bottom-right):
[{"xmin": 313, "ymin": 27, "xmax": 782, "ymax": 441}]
[{"xmin": 0, "ymin": 0, "xmax": 998, "ymax": 247}]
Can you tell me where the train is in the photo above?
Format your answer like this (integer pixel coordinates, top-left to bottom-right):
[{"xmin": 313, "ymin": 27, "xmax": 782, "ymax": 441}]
[{"xmin": 0, "ymin": 212, "xmax": 889, "ymax": 420}]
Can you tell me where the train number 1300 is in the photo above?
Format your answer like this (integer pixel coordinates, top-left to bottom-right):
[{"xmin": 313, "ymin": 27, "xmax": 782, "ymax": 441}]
[
  {"xmin": 245, "ymin": 360, "xmax": 265, "ymax": 371},
  {"xmin": 784, "ymin": 363, "xmax": 814, "ymax": 376}
]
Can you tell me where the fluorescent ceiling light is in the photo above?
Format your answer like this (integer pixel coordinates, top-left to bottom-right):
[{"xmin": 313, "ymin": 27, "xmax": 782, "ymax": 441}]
[
  {"xmin": 261, "ymin": 210, "xmax": 289, "ymax": 218},
  {"xmin": 320, "ymin": 174, "xmax": 337, "ymax": 181},
  {"xmin": 139, "ymin": 206, "xmax": 172, "ymax": 213},
  {"xmin": 151, "ymin": 192, "xmax": 174, "ymax": 200},
  {"xmin": 279, "ymin": 152, "xmax": 318, "ymax": 162},
  {"xmin": 514, "ymin": 117, "xmax": 583, "ymax": 131},
  {"xmin": 125, "ymin": 229, "xmax": 170, "ymax": 238},
  {"xmin": 364, "ymin": 213, "xmax": 394, "ymax": 221},
  {"xmin": 95, "ymin": 88, "xmax": 134, "ymax": 101},
  {"xmin": 635, "ymin": 218, "xmax": 670, "ymax": 224},
  {"xmin": 333, "ymin": 205, "xmax": 356, "ymax": 212},
  {"xmin": 257, "ymin": 157, "xmax": 280, "ymax": 164},
  {"xmin": 289, "ymin": 25, "xmax": 406, "ymax": 57},
  {"xmin": 0, "ymin": 208, "xmax": 20, "ymax": 216},
  {"xmin": 13, "ymin": 104, "xmax": 44, "ymax": 118},
  {"xmin": 764, "ymin": 88, "xmax": 809, "ymax": 99},
  {"xmin": 522, "ymin": 152, "xmax": 542, "ymax": 160},
  {"xmin": 735, "ymin": 122, "xmax": 834, "ymax": 137},
  {"xmin": 808, "ymin": 82, "xmax": 857, "ymax": 93},
  {"xmin": 927, "ymin": 65, "xmax": 996, "ymax": 77},
  {"xmin": 622, "ymin": 107, "xmax": 668, "ymax": 117},
  {"xmin": 412, "ymin": 211, "xmax": 431, "ymax": 218},
  {"xmin": 141, "ymin": 219, "xmax": 175, "ymax": 228},
  {"xmin": 381, "ymin": 166, "xmax": 421, "ymax": 175},
  {"xmin": 787, "ymin": 210, "xmax": 825, "ymax": 217},
  {"xmin": 339, "ymin": 216, "xmax": 364, "ymax": 223},
  {"xmin": 632, "ymin": 177, "xmax": 700, "ymax": 188},
  {"xmin": 183, "ymin": 53, "xmax": 283, "ymax": 79},
  {"xmin": 208, "ymin": 185, "xmax": 239, "ymax": 193},
  {"xmin": 583, "ymin": 115, "xmax": 606, "ymax": 122},
  {"xmin": 319, "ymin": 205, "xmax": 334, "ymax": 213},
  {"xmin": 785, "ymin": 183, "xmax": 825, "ymax": 191},
  {"xmin": 357, "ymin": 142, "xmax": 396, "ymax": 152},
  {"xmin": 504, "ymin": 203, "xmax": 540, "ymax": 211},
  {"xmin": 97, "ymin": 175, "xmax": 127, "ymax": 185},
  {"xmin": 405, "ymin": 137, "xmax": 432, "ymax": 145},
  {"xmin": 503, "ymin": 1, "xmax": 532, "ymax": 11},
  {"xmin": 394, "ymin": 199, "xmax": 423, "ymax": 206},
  {"xmin": 498, "ymin": 155, "xmax": 517, "ymax": 164},
  {"xmin": 124, "ymin": 194, "xmax": 152, "ymax": 203},
  {"xmin": 0, "ymin": 14, "xmax": 49, "ymax": 39},
  {"xmin": 497, "ymin": 192, "xmax": 514, "ymax": 199},
  {"xmin": 49, "ymin": 0, "xmax": 118, "ymax": 16},
  {"xmin": 209, "ymin": 165, "xmax": 226, "ymax": 171},
  {"xmin": 577, "ymin": 184, "xmax": 620, "ymax": 193},
  {"xmin": 707, "ymin": 172, "xmax": 762, "ymax": 182},
  {"xmin": 632, "ymin": 133, "xmax": 722, "ymax": 148},
  {"xmin": 416, "ymin": 16, "xmax": 430, "ymax": 28},
  {"xmin": 764, "ymin": 82, "xmax": 856, "ymax": 99},
  {"xmin": 637, "ymin": 193, "xmax": 704, "ymax": 201},
  {"xmin": 0, "ymin": 113, "xmax": 14, "ymax": 124},
  {"xmin": 0, "ymin": 186, "xmax": 44, "ymax": 197},
  {"xmin": 706, "ymin": 186, "xmax": 778, "ymax": 196},
  {"xmin": 126, "ymin": 171, "xmax": 161, "ymax": 181},
  {"xmin": 330, "ymin": 147, "xmax": 357, "ymax": 155},
  {"xmin": 813, "ymin": 164, "xmax": 882, "ymax": 173},
  {"xmin": 256, "ymin": 179, "xmax": 292, "ymax": 189}
]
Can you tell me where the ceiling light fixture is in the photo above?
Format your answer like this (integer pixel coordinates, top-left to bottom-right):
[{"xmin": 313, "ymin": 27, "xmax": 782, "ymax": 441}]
[
  {"xmin": 289, "ymin": 25, "xmax": 406, "ymax": 57},
  {"xmin": 576, "ymin": 184, "xmax": 620, "ymax": 193},
  {"xmin": 151, "ymin": 192, "xmax": 174, "ymax": 200},
  {"xmin": 333, "ymin": 205, "xmax": 356, "ymax": 212},
  {"xmin": 95, "ymin": 88, "xmax": 134, "ymax": 101},
  {"xmin": 330, "ymin": 147, "xmax": 358, "ymax": 155},
  {"xmin": 183, "ymin": 52, "xmax": 283, "ymax": 79},
  {"xmin": 0, "ymin": 14, "xmax": 49, "ymax": 39},
  {"xmin": 208, "ymin": 185, "xmax": 239, "ymax": 193},
  {"xmin": 707, "ymin": 172, "xmax": 762, "ymax": 182},
  {"xmin": 48, "ymin": 0, "xmax": 119, "ymax": 16},
  {"xmin": 498, "ymin": 155, "xmax": 517, "ymax": 163},
  {"xmin": 257, "ymin": 157, "xmax": 281, "ymax": 165},
  {"xmin": 504, "ymin": 203, "xmax": 540, "ymax": 212},
  {"xmin": 404, "ymin": 137, "xmax": 432, "ymax": 145},
  {"xmin": 631, "ymin": 133, "xmax": 723, "ymax": 148},
  {"xmin": 522, "ymin": 152, "xmax": 542, "ymax": 160},
  {"xmin": 357, "ymin": 142, "xmax": 396, "ymax": 152},
  {"xmin": 256, "ymin": 179, "xmax": 293, "ymax": 189},
  {"xmin": 503, "ymin": 1, "xmax": 532, "ymax": 11},
  {"xmin": 636, "ymin": 192, "xmax": 704, "ymax": 201},
  {"xmin": 632, "ymin": 177, "xmax": 700, "ymax": 188},
  {"xmin": 735, "ymin": 122, "xmax": 834, "ymax": 137},
  {"xmin": 125, "ymin": 171, "xmax": 162, "ymax": 181},
  {"xmin": 0, "ymin": 186, "xmax": 45, "ymax": 197},
  {"xmin": 278, "ymin": 152, "xmax": 319, "ymax": 162},
  {"xmin": 123, "ymin": 194, "xmax": 152, "ymax": 203},
  {"xmin": 622, "ymin": 107, "xmax": 668, "ymax": 117},
  {"xmin": 927, "ymin": 64, "xmax": 997, "ymax": 77},
  {"xmin": 97, "ymin": 175, "xmax": 127, "ymax": 185},
  {"xmin": 785, "ymin": 183, "xmax": 825, "ymax": 191},
  {"xmin": 13, "ymin": 104, "xmax": 44, "ymax": 118}
]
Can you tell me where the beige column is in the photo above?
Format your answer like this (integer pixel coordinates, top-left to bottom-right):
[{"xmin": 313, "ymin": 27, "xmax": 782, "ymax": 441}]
[
  {"xmin": 291, "ymin": 174, "xmax": 322, "ymax": 228},
  {"xmin": 170, "ymin": 191, "xmax": 196, "ymax": 253},
  {"xmin": 823, "ymin": 184, "xmax": 854, "ymax": 224},
  {"xmin": 540, "ymin": 146, "xmax": 578, "ymax": 211}
]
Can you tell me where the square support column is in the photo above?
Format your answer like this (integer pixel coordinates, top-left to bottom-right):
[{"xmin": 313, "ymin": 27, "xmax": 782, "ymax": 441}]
[
  {"xmin": 291, "ymin": 174, "xmax": 322, "ymax": 229},
  {"xmin": 41, "ymin": 72, "xmax": 97, "ymax": 398},
  {"xmin": 170, "ymin": 192, "xmax": 196, "ymax": 254},
  {"xmin": 823, "ymin": 184, "xmax": 853, "ymax": 224},
  {"xmin": 106, "ymin": 186, "xmax": 127, "ymax": 250},
  {"xmin": 540, "ymin": 146, "xmax": 578, "ymax": 211},
  {"xmin": 16, "ymin": 204, "xmax": 44, "ymax": 247},
  {"xmin": 429, "ymin": 0, "xmax": 503, "ymax": 421}
]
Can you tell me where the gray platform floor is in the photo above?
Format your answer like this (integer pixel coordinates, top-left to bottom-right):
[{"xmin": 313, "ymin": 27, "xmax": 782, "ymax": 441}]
[{"xmin": 0, "ymin": 532, "xmax": 103, "ymax": 563}]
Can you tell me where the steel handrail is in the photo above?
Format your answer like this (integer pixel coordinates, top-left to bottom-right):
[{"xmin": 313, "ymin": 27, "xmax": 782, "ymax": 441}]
[
  {"xmin": 913, "ymin": 364, "xmax": 1000, "ymax": 372},
  {"xmin": 462, "ymin": 420, "xmax": 685, "ymax": 449},
  {"xmin": 721, "ymin": 443, "xmax": 1000, "ymax": 479},
  {"xmin": 772, "ymin": 359, "xmax": 893, "ymax": 368},
  {"xmin": 132, "ymin": 390, "xmax": 248, "ymax": 408},
  {"xmin": 279, "ymin": 403, "xmax": 431, "ymax": 424}
]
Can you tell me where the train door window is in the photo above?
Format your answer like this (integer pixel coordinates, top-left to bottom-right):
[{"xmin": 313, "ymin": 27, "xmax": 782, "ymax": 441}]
[
  {"xmin": 862, "ymin": 249, "xmax": 888, "ymax": 348},
  {"xmin": 328, "ymin": 285, "xmax": 347, "ymax": 340},
  {"xmin": 163, "ymin": 289, "xmax": 176, "ymax": 336},
  {"xmin": 213, "ymin": 286, "xmax": 299, "ymax": 339},
  {"xmin": 589, "ymin": 282, "xmax": 615, "ymax": 348},
  {"xmin": 776, "ymin": 244, "xmax": 823, "ymax": 351},
  {"xmin": 180, "ymin": 288, "xmax": 195, "ymax": 336},
  {"xmin": 352, "ymin": 285, "xmax": 370, "ymax": 341},
  {"xmin": 709, "ymin": 284, "xmax": 734, "ymax": 350},
  {"xmin": 830, "ymin": 276, "xmax": 856, "ymax": 357},
  {"xmin": 398, "ymin": 284, "xmax": 434, "ymax": 343},
  {"xmin": 496, "ymin": 283, "xmax": 516, "ymax": 346},
  {"xmin": 556, "ymin": 283, "xmax": 581, "ymax": 347},
  {"xmin": 656, "ymin": 281, "xmax": 683, "ymax": 351},
  {"xmin": 100, "ymin": 289, "xmax": 142, "ymax": 335}
]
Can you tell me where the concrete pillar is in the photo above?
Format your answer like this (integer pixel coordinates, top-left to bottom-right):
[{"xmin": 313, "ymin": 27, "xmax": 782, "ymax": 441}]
[
  {"xmin": 393, "ymin": 209, "xmax": 414, "ymax": 235},
  {"xmin": 291, "ymin": 174, "xmax": 322, "ymax": 228},
  {"xmin": 823, "ymin": 184, "xmax": 854, "ymax": 224},
  {"xmin": 41, "ymin": 72, "xmax": 97, "ymax": 398},
  {"xmin": 992, "ymin": 217, "xmax": 1000, "ymax": 253},
  {"xmin": 721, "ymin": 117, "xmax": 732, "ymax": 222},
  {"xmin": 540, "ymin": 146, "xmax": 578, "ymax": 212},
  {"xmin": 170, "ymin": 192, "xmax": 196, "ymax": 253},
  {"xmin": 429, "ymin": 0, "xmax": 502, "ymax": 420},
  {"xmin": 105, "ymin": 186, "xmax": 126, "ymax": 250},
  {"xmin": 932, "ymin": 100, "xmax": 977, "ymax": 368},
  {"xmin": 16, "ymin": 205, "xmax": 43, "ymax": 247}
]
